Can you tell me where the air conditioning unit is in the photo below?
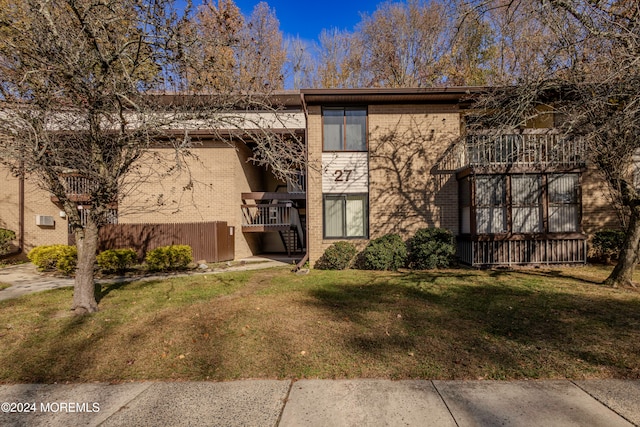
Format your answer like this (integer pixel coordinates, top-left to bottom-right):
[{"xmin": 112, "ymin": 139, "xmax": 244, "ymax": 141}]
[{"xmin": 35, "ymin": 215, "xmax": 55, "ymax": 226}]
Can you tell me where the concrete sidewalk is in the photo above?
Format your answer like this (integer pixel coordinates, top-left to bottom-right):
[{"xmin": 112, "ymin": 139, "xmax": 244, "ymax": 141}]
[
  {"xmin": 0, "ymin": 257, "xmax": 293, "ymax": 302},
  {"xmin": 0, "ymin": 379, "xmax": 638, "ymax": 426}
]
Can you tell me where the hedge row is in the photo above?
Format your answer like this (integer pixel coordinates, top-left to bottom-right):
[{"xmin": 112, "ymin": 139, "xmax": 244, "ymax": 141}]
[
  {"xmin": 314, "ymin": 227, "xmax": 456, "ymax": 271},
  {"xmin": 27, "ymin": 245, "xmax": 193, "ymax": 275}
]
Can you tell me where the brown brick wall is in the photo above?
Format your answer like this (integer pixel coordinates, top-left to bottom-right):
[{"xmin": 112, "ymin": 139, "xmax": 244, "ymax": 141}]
[
  {"xmin": 307, "ymin": 104, "xmax": 462, "ymax": 266},
  {"xmin": 0, "ymin": 141, "xmax": 276, "ymax": 260},
  {"xmin": 581, "ymin": 166, "xmax": 622, "ymax": 233},
  {"xmin": 118, "ymin": 141, "xmax": 270, "ymax": 259},
  {"xmin": 0, "ymin": 168, "xmax": 69, "ymax": 252}
]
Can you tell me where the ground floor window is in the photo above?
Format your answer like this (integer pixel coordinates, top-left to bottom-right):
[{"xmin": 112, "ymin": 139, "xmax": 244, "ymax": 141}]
[
  {"xmin": 548, "ymin": 174, "xmax": 579, "ymax": 232},
  {"xmin": 463, "ymin": 173, "xmax": 580, "ymax": 235},
  {"xmin": 476, "ymin": 175, "xmax": 507, "ymax": 233},
  {"xmin": 323, "ymin": 194, "xmax": 368, "ymax": 238}
]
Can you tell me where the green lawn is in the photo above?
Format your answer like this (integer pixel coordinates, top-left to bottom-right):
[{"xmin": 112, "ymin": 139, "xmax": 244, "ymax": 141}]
[{"xmin": 0, "ymin": 266, "xmax": 639, "ymax": 383}]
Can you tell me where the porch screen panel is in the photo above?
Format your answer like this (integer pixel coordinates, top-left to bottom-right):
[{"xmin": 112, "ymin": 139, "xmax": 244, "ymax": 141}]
[
  {"xmin": 324, "ymin": 196, "xmax": 344, "ymax": 238},
  {"xmin": 548, "ymin": 174, "xmax": 579, "ymax": 232},
  {"xmin": 512, "ymin": 175, "xmax": 542, "ymax": 233},
  {"xmin": 476, "ymin": 175, "xmax": 506, "ymax": 233},
  {"xmin": 323, "ymin": 109, "xmax": 344, "ymax": 151},
  {"xmin": 345, "ymin": 109, "xmax": 367, "ymax": 151}
]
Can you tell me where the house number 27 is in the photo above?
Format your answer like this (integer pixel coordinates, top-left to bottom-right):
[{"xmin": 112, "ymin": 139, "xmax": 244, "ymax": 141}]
[{"xmin": 334, "ymin": 169, "xmax": 354, "ymax": 182}]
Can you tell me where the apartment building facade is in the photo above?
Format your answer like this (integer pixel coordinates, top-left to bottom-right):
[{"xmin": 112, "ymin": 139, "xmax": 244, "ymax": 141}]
[{"xmin": 0, "ymin": 88, "xmax": 619, "ymax": 266}]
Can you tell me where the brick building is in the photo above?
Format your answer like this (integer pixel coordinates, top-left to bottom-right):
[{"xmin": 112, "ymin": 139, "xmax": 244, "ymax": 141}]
[{"xmin": 0, "ymin": 88, "xmax": 619, "ymax": 266}]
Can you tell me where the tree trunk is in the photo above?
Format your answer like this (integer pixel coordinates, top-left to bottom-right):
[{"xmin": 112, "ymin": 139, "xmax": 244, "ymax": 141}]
[
  {"xmin": 605, "ymin": 206, "xmax": 640, "ymax": 288},
  {"xmin": 72, "ymin": 217, "xmax": 99, "ymax": 314}
]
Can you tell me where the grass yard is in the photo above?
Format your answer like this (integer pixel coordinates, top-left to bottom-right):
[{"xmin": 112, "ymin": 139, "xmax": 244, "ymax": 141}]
[{"xmin": 0, "ymin": 266, "xmax": 639, "ymax": 383}]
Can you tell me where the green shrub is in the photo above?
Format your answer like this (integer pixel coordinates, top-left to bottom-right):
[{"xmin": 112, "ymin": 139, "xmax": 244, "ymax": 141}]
[
  {"xmin": 0, "ymin": 228, "xmax": 16, "ymax": 256},
  {"xmin": 27, "ymin": 245, "xmax": 77, "ymax": 275},
  {"xmin": 145, "ymin": 245, "xmax": 193, "ymax": 271},
  {"xmin": 406, "ymin": 228, "xmax": 456, "ymax": 270},
  {"xmin": 359, "ymin": 233, "xmax": 407, "ymax": 271},
  {"xmin": 315, "ymin": 241, "xmax": 357, "ymax": 270},
  {"xmin": 97, "ymin": 248, "xmax": 137, "ymax": 273},
  {"xmin": 590, "ymin": 230, "xmax": 625, "ymax": 263}
]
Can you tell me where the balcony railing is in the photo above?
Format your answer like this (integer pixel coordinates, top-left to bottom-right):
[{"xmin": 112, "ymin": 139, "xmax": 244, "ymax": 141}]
[
  {"xmin": 242, "ymin": 203, "xmax": 293, "ymax": 228},
  {"xmin": 63, "ymin": 175, "xmax": 98, "ymax": 195},
  {"xmin": 466, "ymin": 133, "xmax": 585, "ymax": 168},
  {"xmin": 287, "ymin": 171, "xmax": 306, "ymax": 194}
]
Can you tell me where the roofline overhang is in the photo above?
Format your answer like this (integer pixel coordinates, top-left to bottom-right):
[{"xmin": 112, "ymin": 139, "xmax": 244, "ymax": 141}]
[{"xmin": 299, "ymin": 87, "xmax": 488, "ymax": 105}]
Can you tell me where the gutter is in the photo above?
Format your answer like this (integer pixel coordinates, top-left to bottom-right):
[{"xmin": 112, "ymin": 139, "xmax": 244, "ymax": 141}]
[
  {"xmin": 295, "ymin": 92, "xmax": 310, "ymax": 272},
  {"xmin": 18, "ymin": 163, "xmax": 24, "ymax": 254}
]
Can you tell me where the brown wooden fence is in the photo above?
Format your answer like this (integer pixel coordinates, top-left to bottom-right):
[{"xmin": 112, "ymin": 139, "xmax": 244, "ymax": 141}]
[{"xmin": 97, "ymin": 222, "xmax": 235, "ymax": 262}]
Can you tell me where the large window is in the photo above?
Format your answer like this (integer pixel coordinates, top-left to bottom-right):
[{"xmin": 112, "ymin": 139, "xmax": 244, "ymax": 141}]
[
  {"xmin": 323, "ymin": 108, "xmax": 367, "ymax": 151},
  {"xmin": 476, "ymin": 175, "xmax": 507, "ymax": 233},
  {"xmin": 465, "ymin": 173, "xmax": 580, "ymax": 235},
  {"xmin": 323, "ymin": 194, "xmax": 368, "ymax": 238},
  {"xmin": 548, "ymin": 174, "xmax": 579, "ymax": 232}
]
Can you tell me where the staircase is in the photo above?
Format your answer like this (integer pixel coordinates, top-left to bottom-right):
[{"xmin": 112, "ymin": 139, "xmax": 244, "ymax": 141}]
[{"xmin": 279, "ymin": 228, "xmax": 304, "ymax": 256}]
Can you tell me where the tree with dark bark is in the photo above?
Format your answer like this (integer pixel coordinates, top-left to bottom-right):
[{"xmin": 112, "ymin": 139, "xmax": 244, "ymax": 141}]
[{"xmin": 0, "ymin": 0, "xmax": 304, "ymax": 314}]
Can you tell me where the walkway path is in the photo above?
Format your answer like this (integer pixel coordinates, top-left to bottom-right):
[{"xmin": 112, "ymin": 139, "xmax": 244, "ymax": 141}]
[
  {"xmin": 0, "ymin": 257, "xmax": 293, "ymax": 302},
  {"xmin": 1, "ymin": 379, "xmax": 639, "ymax": 426}
]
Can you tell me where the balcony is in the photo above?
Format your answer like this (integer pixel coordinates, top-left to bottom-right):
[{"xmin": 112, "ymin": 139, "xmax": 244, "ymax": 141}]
[
  {"xmin": 50, "ymin": 174, "xmax": 95, "ymax": 203},
  {"xmin": 242, "ymin": 202, "xmax": 295, "ymax": 231},
  {"xmin": 435, "ymin": 131, "xmax": 586, "ymax": 175},
  {"xmin": 466, "ymin": 133, "xmax": 585, "ymax": 169}
]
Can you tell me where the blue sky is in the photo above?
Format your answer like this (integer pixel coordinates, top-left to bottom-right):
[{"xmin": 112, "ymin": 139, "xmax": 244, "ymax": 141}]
[{"xmin": 207, "ymin": 1, "xmax": 380, "ymax": 41}]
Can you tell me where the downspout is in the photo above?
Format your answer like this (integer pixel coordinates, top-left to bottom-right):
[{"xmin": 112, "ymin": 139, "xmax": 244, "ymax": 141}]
[
  {"xmin": 294, "ymin": 91, "xmax": 310, "ymax": 272},
  {"xmin": 18, "ymin": 163, "xmax": 25, "ymax": 254}
]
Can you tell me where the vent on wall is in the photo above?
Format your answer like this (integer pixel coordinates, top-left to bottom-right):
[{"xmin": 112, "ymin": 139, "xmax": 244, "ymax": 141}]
[{"xmin": 35, "ymin": 215, "xmax": 55, "ymax": 226}]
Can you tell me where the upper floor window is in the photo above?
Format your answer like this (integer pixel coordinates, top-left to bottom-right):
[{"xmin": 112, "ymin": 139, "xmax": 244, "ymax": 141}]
[{"xmin": 323, "ymin": 107, "xmax": 367, "ymax": 151}]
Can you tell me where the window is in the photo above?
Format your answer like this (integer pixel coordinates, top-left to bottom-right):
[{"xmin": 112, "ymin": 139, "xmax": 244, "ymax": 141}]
[
  {"xmin": 512, "ymin": 175, "xmax": 543, "ymax": 233},
  {"xmin": 476, "ymin": 175, "xmax": 507, "ymax": 233},
  {"xmin": 323, "ymin": 194, "xmax": 368, "ymax": 238},
  {"xmin": 459, "ymin": 176, "xmax": 471, "ymax": 234},
  {"xmin": 323, "ymin": 108, "xmax": 367, "ymax": 151},
  {"xmin": 464, "ymin": 173, "xmax": 580, "ymax": 235},
  {"xmin": 548, "ymin": 174, "xmax": 579, "ymax": 232}
]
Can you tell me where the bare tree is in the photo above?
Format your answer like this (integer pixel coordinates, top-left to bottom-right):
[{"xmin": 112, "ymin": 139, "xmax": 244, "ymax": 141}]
[
  {"xmin": 237, "ymin": 2, "xmax": 286, "ymax": 91},
  {"xmin": 284, "ymin": 36, "xmax": 317, "ymax": 90},
  {"xmin": 0, "ymin": 0, "xmax": 304, "ymax": 314},
  {"xmin": 315, "ymin": 28, "xmax": 367, "ymax": 88},
  {"xmin": 357, "ymin": 0, "xmax": 450, "ymax": 87}
]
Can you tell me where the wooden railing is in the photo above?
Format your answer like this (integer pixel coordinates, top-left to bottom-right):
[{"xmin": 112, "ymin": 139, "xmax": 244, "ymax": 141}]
[
  {"xmin": 287, "ymin": 171, "xmax": 306, "ymax": 194},
  {"xmin": 457, "ymin": 237, "xmax": 587, "ymax": 266},
  {"xmin": 242, "ymin": 203, "xmax": 293, "ymax": 228},
  {"xmin": 63, "ymin": 175, "xmax": 97, "ymax": 195},
  {"xmin": 466, "ymin": 133, "xmax": 585, "ymax": 167}
]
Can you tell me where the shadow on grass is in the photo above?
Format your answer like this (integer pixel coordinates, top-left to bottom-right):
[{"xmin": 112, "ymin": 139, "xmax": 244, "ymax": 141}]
[{"xmin": 306, "ymin": 270, "xmax": 640, "ymax": 379}]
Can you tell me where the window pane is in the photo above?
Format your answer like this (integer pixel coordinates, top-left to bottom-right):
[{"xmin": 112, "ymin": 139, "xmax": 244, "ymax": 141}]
[
  {"xmin": 548, "ymin": 174, "xmax": 578, "ymax": 203},
  {"xmin": 513, "ymin": 207, "xmax": 542, "ymax": 233},
  {"xmin": 323, "ymin": 109, "xmax": 343, "ymax": 151},
  {"xmin": 324, "ymin": 197, "xmax": 344, "ymax": 237},
  {"xmin": 461, "ymin": 206, "xmax": 471, "ymax": 234},
  {"xmin": 549, "ymin": 205, "xmax": 579, "ymax": 232},
  {"xmin": 345, "ymin": 109, "xmax": 366, "ymax": 151},
  {"xmin": 346, "ymin": 195, "xmax": 367, "ymax": 237},
  {"xmin": 512, "ymin": 175, "xmax": 541, "ymax": 205},
  {"xmin": 512, "ymin": 175, "xmax": 542, "ymax": 233},
  {"xmin": 476, "ymin": 176, "xmax": 506, "ymax": 206},
  {"xmin": 548, "ymin": 174, "xmax": 579, "ymax": 232},
  {"xmin": 477, "ymin": 207, "xmax": 506, "ymax": 233}
]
